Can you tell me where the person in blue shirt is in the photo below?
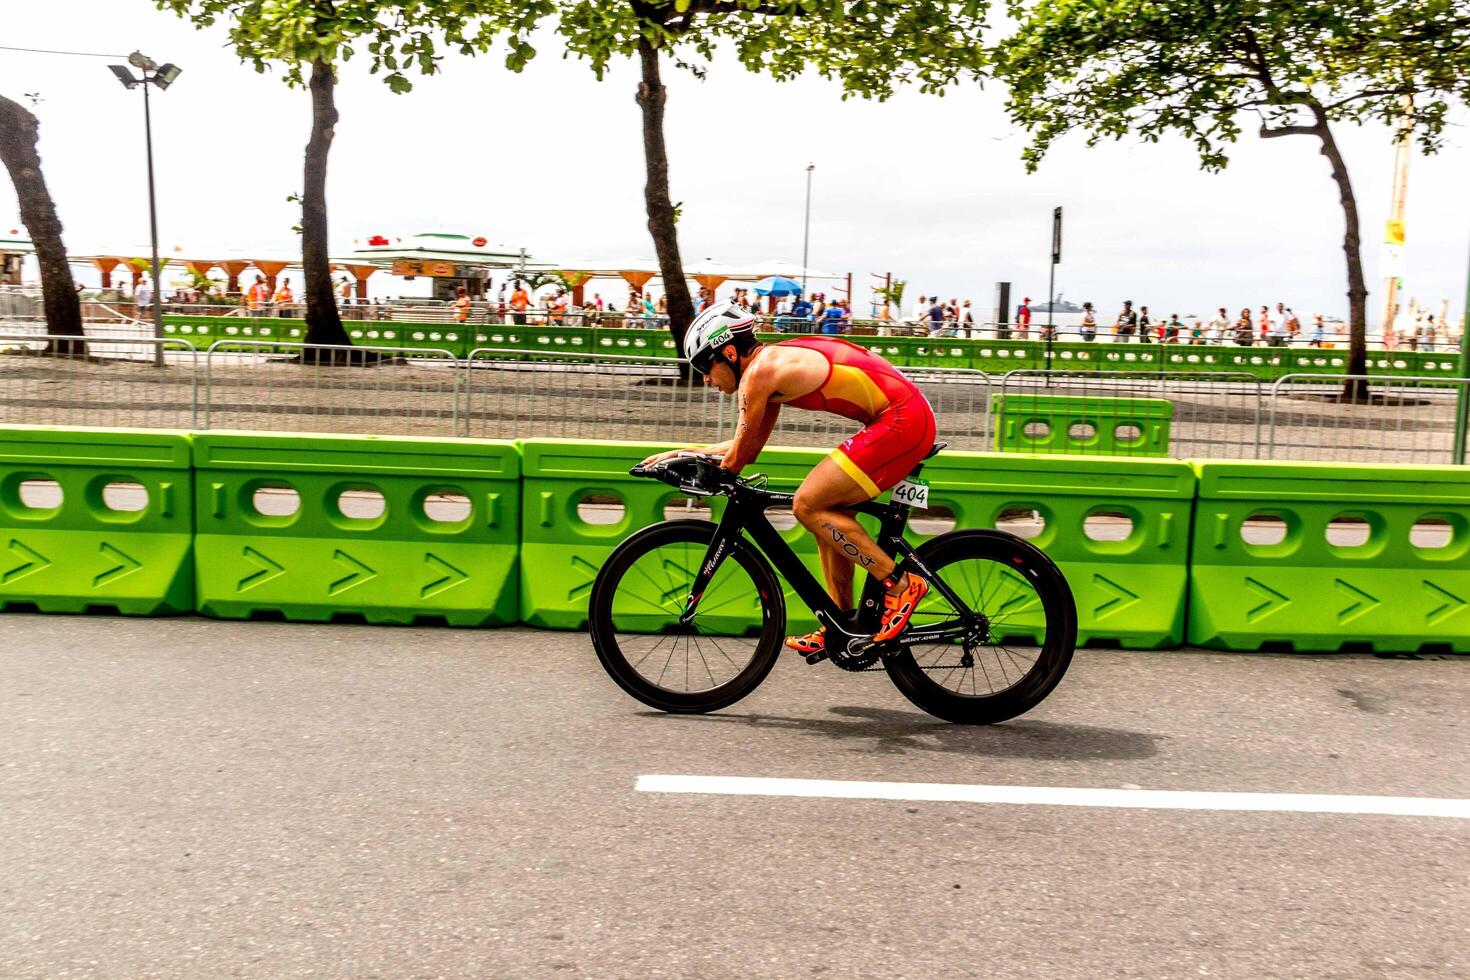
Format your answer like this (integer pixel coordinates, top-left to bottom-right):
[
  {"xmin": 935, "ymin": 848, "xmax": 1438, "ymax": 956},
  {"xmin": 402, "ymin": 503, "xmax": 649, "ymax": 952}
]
[
  {"xmin": 820, "ymin": 299, "xmax": 848, "ymax": 334},
  {"xmin": 791, "ymin": 296, "xmax": 814, "ymax": 333}
]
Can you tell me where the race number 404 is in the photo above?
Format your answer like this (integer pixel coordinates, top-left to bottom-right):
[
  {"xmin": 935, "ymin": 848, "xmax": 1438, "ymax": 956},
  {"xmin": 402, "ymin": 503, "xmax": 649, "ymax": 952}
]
[{"xmin": 891, "ymin": 477, "xmax": 929, "ymax": 509}]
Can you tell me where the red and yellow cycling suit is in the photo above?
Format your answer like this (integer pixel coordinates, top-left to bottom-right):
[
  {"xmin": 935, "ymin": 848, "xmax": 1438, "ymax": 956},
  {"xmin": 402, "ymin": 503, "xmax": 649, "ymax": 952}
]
[{"xmin": 775, "ymin": 336, "xmax": 936, "ymax": 497}]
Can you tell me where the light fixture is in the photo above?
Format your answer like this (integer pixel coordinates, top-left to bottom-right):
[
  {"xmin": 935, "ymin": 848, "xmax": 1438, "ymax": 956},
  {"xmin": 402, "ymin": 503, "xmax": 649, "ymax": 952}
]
[
  {"xmin": 108, "ymin": 65, "xmax": 140, "ymax": 89},
  {"xmin": 127, "ymin": 51, "xmax": 158, "ymax": 72},
  {"xmin": 153, "ymin": 64, "xmax": 183, "ymax": 90}
]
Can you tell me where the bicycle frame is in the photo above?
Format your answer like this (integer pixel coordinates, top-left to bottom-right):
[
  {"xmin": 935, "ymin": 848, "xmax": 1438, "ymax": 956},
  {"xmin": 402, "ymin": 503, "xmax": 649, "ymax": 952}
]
[{"xmin": 679, "ymin": 473, "xmax": 977, "ymax": 653}]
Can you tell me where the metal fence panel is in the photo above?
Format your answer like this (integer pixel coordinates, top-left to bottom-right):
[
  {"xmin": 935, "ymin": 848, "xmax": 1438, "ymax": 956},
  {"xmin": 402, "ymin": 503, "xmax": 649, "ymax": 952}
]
[
  {"xmin": 463, "ymin": 348, "xmax": 731, "ymax": 444},
  {"xmin": 760, "ymin": 367, "xmax": 993, "ymax": 452},
  {"xmin": 999, "ymin": 371, "xmax": 1263, "ymax": 460},
  {"xmin": 203, "ymin": 341, "xmax": 460, "ymax": 436},
  {"xmin": 0, "ymin": 332, "xmax": 198, "ymax": 429},
  {"xmin": 1267, "ymin": 374, "xmax": 1470, "ymax": 465}
]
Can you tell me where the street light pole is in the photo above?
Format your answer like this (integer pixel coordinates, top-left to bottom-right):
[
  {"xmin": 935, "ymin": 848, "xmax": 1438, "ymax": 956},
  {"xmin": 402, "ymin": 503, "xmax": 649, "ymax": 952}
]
[
  {"xmin": 141, "ymin": 78, "xmax": 163, "ymax": 366},
  {"xmin": 109, "ymin": 53, "xmax": 181, "ymax": 368},
  {"xmin": 801, "ymin": 163, "xmax": 815, "ymax": 294}
]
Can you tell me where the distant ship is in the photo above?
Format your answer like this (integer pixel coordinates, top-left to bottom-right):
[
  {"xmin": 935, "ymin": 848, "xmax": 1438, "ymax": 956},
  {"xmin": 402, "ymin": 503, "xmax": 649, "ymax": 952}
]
[{"xmin": 1030, "ymin": 294, "xmax": 1082, "ymax": 313}]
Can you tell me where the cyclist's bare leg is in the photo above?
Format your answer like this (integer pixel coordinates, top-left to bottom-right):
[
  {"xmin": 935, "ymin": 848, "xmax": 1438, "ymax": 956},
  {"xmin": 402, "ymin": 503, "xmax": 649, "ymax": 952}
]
[
  {"xmin": 793, "ymin": 458, "xmax": 898, "ymax": 585},
  {"xmin": 816, "ymin": 514, "xmax": 857, "ymax": 608}
]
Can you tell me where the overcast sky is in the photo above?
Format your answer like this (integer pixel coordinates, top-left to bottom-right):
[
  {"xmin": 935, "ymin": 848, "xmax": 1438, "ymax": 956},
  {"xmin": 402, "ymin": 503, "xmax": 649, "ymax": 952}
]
[{"xmin": 3, "ymin": 1, "xmax": 1467, "ymax": 324}]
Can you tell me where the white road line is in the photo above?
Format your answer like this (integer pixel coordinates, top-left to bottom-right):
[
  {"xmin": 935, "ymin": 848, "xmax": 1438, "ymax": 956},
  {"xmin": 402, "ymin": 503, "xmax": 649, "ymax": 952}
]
[{"xmin": 635, "ymin": 775, "xmax": 1470, "ymax": 820}]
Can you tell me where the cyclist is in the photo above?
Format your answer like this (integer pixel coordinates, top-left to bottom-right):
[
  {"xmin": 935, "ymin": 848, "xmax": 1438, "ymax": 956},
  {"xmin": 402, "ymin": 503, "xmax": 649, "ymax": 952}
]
[{"xmin": 639, "ymin": 302, "xmax": 937, "ymax": 656}]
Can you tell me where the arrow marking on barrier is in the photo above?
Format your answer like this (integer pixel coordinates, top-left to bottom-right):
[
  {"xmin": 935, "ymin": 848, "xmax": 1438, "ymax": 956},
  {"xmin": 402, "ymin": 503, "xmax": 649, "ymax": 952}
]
[
  {"xmin": 3, "ymin": 539, "xmax": 50, "ymax": 585},
  {"xmin": 566, "ymin": 555, "xmax": 599, "ymax": 601},
  {"xmin": 1334, "ymin": 579, "xmax": 1380, "ymax": 625},
  {"xmin": 1424, "ymin": 580, "xmax": 1467, "ymax": 627},
  {"xmin": 1244, "ymin": 577, "xmax": 1290, "ymax": 623},
  {"xmin": 238, "ymin": 546, "xmax": 285, "ymax": 592},
  {"xmin": 93, "ymin": 542, "xmax": 142, "ymax": 588},
  {"xmin": 421, "ymin": 553, "xmax": 469, "ymax": 599},
  {"xmin": 329, "ymin": 550, "xmax": 377, "ymax": 596},
  {"xmin": 1092, "ymin": 574, "xmax": 1140, "ymax": 620}
]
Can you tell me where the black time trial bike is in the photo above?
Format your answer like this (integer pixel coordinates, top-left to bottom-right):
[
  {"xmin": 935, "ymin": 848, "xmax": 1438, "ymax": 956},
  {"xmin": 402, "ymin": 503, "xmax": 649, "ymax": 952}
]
[{"xmin": 587, "ymin": 446, "xmax": 1077, "ymax": 724}]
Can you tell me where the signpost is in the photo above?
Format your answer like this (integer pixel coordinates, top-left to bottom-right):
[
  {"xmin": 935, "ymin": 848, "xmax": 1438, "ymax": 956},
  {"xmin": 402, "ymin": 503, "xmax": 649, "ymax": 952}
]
[{"xmin": 1045, "ymin": 206, "xmax": 1062, "ymax": 380}]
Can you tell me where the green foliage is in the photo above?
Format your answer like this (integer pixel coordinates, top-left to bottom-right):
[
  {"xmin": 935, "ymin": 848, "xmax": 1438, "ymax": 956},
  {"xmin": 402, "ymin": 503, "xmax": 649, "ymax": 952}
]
[
  {"xmin": 493, "ymin": 1, "xmax": 989, "ymax": 98},
  {"xmin": 876, "ymin": 277, "xmax": 906, "ymax": 311},
  {"xmin": 154, "ymin": 0, "xmax": 541, "ymax": 88},
  {"xmin": 995, "ymin": 0, "xmax": 1470, "ymax": 172}
]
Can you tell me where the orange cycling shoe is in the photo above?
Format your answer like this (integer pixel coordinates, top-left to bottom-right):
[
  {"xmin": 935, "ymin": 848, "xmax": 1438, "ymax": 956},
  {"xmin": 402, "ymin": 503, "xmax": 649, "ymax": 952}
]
[
  {"xmin": 872, "ymin": 573, "xmax": 929, "ymax": 643},
  {"xmin": 784, "ymin": 627, "xmax": 826, "ymax": 655}
]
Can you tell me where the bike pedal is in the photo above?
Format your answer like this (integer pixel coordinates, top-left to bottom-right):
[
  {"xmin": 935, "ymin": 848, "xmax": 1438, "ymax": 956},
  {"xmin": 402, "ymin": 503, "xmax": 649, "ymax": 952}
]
[{"xmin": 804, "ymin": 650, "xmax": 829, "ymax": 665}]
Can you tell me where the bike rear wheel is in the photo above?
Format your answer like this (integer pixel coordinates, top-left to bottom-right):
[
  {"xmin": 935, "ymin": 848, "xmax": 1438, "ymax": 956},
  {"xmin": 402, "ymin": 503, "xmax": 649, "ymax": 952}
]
[
  {"xmin": 588, "ymin": 520, "xmax": 785, "ymax": 714},
  {"xmin": 884, "ymin": 529, "xmax": 1076, "ymax": 724}
]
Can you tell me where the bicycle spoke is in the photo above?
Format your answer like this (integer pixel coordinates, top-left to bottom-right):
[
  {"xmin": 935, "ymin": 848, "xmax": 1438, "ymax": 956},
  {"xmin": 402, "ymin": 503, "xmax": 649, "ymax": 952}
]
[
  {"xmin": 904, "ymin": 550, "xmax": 1049, "ymax": 698},
  {"xmin": 609, "ymin": 535, "xmax": 767, "ymax": 695}
]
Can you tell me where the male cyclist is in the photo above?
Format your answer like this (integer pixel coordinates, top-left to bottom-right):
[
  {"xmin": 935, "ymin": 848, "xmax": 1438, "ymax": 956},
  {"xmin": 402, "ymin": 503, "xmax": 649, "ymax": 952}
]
[{"xmin": 640, "ymin": 302, "xmax": 937, "ymax": 656}]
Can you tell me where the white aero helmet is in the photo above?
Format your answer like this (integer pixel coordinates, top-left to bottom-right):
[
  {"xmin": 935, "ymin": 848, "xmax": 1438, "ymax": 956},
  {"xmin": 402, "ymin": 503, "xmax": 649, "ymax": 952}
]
[{"xmin": 684, "ymin": 301, "xmax": 757, "ymax": 374}]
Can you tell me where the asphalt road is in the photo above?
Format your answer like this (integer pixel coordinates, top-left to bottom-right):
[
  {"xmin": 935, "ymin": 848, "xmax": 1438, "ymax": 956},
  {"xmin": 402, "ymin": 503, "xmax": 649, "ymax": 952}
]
[{"xmin": 2, "ymin": 614, "xmax": 1466, "ymax": 979}]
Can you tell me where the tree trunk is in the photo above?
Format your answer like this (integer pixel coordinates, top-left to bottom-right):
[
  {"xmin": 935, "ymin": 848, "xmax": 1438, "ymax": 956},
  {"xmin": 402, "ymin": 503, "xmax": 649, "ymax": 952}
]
[
  {"xmin": 0, "ymin": 95, "xmax": 84, "ymax": 355},
  {"xmin": 1312, "ymin": 111, "xmax": 1369, "ymax": 399},
  {"xmin": 635, "ymin": 37, "xmax": 697, "ymax": 361},
  {"xmin": 302, "ymin": 58, "xmax": 351, "ymax": 355}
]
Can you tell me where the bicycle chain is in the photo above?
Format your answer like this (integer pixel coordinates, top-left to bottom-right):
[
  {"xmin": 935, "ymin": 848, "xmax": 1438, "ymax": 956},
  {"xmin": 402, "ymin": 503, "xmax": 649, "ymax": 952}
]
[{"xmin": 824, "ymin": 652, "xmax": 977, "ymax": 674}]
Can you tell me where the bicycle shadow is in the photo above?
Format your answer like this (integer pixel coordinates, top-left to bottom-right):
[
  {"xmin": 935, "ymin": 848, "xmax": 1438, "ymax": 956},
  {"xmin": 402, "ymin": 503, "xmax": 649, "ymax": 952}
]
[{"xmin": 640, "ymin": 705, "xmax": 1162, "ymax": 761}]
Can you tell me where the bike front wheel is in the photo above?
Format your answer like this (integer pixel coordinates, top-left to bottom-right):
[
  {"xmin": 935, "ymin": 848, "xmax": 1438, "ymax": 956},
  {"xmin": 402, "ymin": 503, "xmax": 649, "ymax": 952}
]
[
  {"xmin": 884, "ymin": 529, "xmax": 1077, "ymax": 724},
  {"xmin": 588, "ymin": 520, "xmax": 786, "ymax": 714}
]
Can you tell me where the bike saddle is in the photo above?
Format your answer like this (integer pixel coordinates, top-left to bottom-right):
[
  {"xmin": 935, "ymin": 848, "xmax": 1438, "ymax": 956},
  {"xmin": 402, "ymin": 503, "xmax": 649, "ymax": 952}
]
[{"xmin": 923, "ymin": 442, "xmax": 947, "ymax": 460}]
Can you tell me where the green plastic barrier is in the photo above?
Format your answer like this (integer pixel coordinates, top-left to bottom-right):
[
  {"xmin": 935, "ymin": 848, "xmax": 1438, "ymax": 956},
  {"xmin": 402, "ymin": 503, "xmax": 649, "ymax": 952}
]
[
  {"xmin": 193, "ymin": 432, "xmax": 519, "ymax": 625},
  {"xmin": 922, "ymin": 451, "xmax": 1196, "ymax": 648},
  {"xmin": 518, "ymin": 439, "xmax": 846, "ymax": 631},
  {"xmin": 971, "ymin": 339, "xmax": 1040, "ymax": 374},
  {"xmin": 1161, "ymin": 346, "xmax": 1255, "ymax": 373},
  {"xmin": 519, "ymin": 325, "xmax": 598, "ymax": 361},
  {"xmin": 991, "ymin": 394, "xmax": 1172, "ymax": 456},
  {"xmin": 913, "ymin": 338, "xmax": 975, "ymax": 370},
  {"xmin": 0, "ymin": 426, "xmax": 194, "ymax": 615},
  {"xmin": 346, "ymin": 323, "xmax": 463, "ymax": 358},
  {"xmin": 467, "ymin": 325, "xmax": 530, "ymax": 359},
  {"xmin": 163, "ymin": 314, "xmax": 307, "ymax": 352},
  {"xmin": 1187, "ymin": 461, "xmax": 1470, "ymax": 653}
]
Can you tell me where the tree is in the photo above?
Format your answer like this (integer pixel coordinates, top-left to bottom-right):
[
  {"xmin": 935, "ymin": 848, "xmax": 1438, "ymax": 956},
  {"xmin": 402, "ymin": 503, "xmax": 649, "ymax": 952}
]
[
  {"xmin": 0, "ymin": 95, "xmax": 84, "ymax": 354},
  {"xmin": 506, "ymin": 1, "xmax": 989, "ymax": 355},
  {"xmin": 995, "ymin": 0, "xmax": 1470, "ymax": 395},
  {"xmin": 154, "ymin": 0, "xmax": 521, "ymax": 355}
]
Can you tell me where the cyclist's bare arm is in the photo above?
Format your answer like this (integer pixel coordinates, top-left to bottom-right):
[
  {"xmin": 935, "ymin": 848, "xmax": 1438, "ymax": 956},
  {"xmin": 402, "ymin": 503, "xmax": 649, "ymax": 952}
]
[{"xmin": 721, "ymin": 363, "xmax": 782, "ymax": 475}]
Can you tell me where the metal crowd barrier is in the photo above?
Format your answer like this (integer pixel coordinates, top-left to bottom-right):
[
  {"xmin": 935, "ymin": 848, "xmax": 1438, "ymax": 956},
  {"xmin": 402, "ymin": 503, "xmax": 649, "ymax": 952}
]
[
  {"xmin": 0, "ymin": 332, "xmax": 199, "ymax": 429},
  {"xmin": 201, "ymin": 340, "xmax": 461, "ymax": 436},
  {"xmin": 1266, "ymin": 374, "xmax": 1470, "ymax": 465},
  {"xmin": 999, "ymin": 370, "xmax": 1265, "ymax": 460},
  {"xmin": 4, "ymin": 331, "xmax": 1468, "ymax": 466},
  {"xmin": 463, "ymin": 347, "xmax": 730, "ymax": 444}
]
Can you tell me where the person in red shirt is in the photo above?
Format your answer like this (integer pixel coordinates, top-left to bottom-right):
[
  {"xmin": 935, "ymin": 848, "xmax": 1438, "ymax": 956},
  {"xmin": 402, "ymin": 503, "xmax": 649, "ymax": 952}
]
[
  {"xmin": 640, "ymin": 303, "xmax": 936, "ymax": 656},
  {"xmin": 1016, "ymin": 296, "xmax": 1033, "ymax": 339}
]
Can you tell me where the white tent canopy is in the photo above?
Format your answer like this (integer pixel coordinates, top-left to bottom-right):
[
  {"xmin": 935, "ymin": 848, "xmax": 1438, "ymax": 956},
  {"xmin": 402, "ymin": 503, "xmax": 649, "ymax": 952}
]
[{"xmin": 733, "ymin": 259, "xmax": 842, "ymax": 281}]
